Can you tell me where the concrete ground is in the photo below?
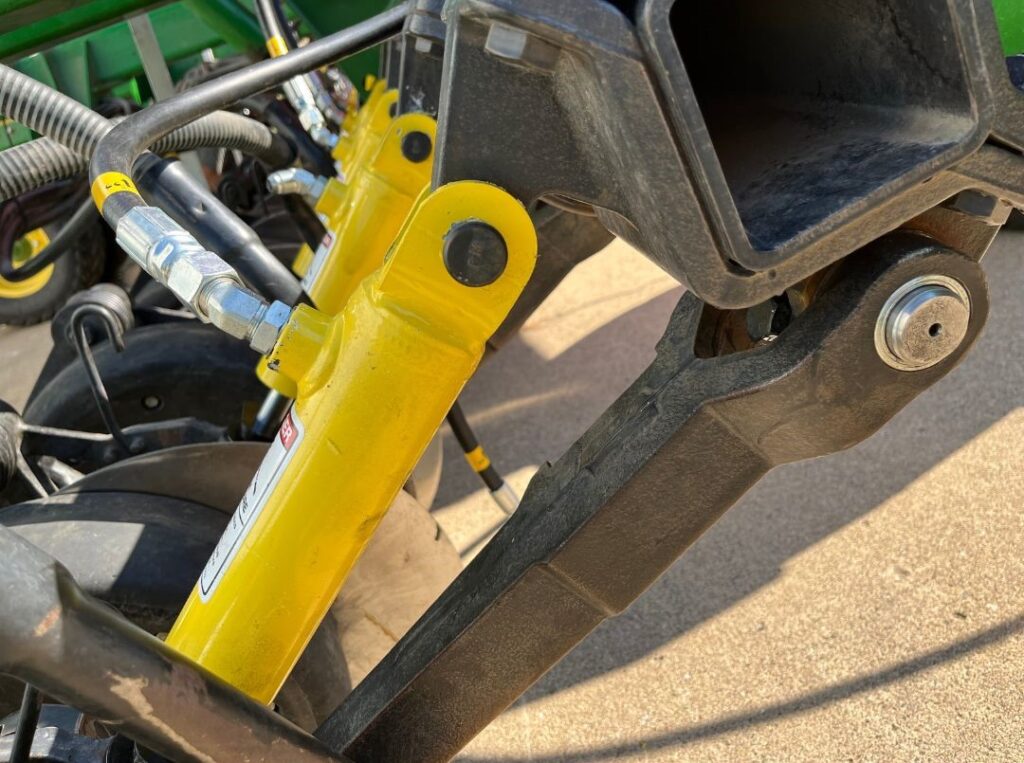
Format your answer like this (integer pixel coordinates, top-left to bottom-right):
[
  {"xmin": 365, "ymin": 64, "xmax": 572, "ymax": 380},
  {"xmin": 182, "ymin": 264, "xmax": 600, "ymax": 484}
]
[{"xmin": 1, "ymin": 233, "xmax": 1021, "ymax": 761}]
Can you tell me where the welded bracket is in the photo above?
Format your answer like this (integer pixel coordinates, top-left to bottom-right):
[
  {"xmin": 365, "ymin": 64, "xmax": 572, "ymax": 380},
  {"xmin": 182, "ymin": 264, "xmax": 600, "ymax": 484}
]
[{"xmin": 317, "ymin": 233, "xmax": 989, "ymax": 761}]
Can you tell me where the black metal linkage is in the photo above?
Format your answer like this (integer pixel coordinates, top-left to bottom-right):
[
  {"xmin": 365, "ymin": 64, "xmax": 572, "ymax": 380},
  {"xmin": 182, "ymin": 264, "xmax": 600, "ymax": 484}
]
[
  {"xmin": 317, "ymin": 234, "xmax": 989, "ymax": 761},
  {"xmin": 0, "ymin": 525, "xmax": 347, "ymax": 763}
]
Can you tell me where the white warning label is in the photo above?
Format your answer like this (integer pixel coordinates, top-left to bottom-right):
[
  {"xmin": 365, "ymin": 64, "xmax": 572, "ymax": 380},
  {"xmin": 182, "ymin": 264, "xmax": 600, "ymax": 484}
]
[
  {"xmin": 300, "ymin": 230, "xmax": 335, "ymax": 292},
  {"xmin": 198, "ymin": 409, "xmax": 305, "ymax": 601}
]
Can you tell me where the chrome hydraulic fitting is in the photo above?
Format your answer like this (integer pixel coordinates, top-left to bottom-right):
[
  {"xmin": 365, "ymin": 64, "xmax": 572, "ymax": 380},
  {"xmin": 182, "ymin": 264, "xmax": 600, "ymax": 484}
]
[
  {"xmin": 283, "ymin": 78, "xmax": 338, "ymax": 149},
  {"xmin": 266, "ymin": 168, "xmax": 329, "ymax": 206},
  {"xmin": 115, "ymin": 206, "xmax": 290, "ymax": 354},
  {"xmin": 490, "ymin": 481, "xmax": 520, "ymax": 515}
]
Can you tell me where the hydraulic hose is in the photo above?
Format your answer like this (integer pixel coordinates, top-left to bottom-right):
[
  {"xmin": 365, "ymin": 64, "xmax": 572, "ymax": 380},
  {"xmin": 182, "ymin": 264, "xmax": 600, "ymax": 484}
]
[
  {"xmin": 0, "ymin": 195, "xmax": 96, "ymax": 282},
  {"xmin": 135, "ymin": 154, "xmax": 304, "ymax": 304},
  {"xmin": 0, "ymin": 64, "xmax": 301, "ymax": 303},
  {"xmin": 0, "ymin": 158, "xmax": 304, "ymax": 303},
  {"xmin": 446, "ymin": 401, "xmax": 520, "ymax": 514},
  {"xmin": 89, "ymin": 2, "xmax": 409, "ymax": 230},
  {"xmin": 254, "ymin": 0, "xmax": 342, "ymax": 138},
  {"xmin": 239, "ymin": 95, "xmax": 335, "ymax": 177},
  {"xmin": 269, "ymin": 0, "xmax": 301, "ymax": 50},
  {"xmin": 266, "ymin": 0, "xmax": 346, "ymax": 125},
  {"xmin": 0, "ymin": 110, "xmax": 293, "ymax": 202}
]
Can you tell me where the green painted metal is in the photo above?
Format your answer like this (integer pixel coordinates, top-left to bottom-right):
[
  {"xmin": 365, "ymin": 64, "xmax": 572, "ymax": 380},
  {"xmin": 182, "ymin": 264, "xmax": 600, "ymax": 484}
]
[
  {"xmin": 0, "ymin": 0, "xmax": 261, "ymax": 64},
  {"xmin": 0, "ymin": 116, "xmax": 32, "ymax": 149},
  {"xmin": 0, "ymin": 0, "xmax": 385, "ymax": 151},
  {"xmin": 17, "ymin": 4, "xmax": 250, "ymax": 101},
  {"xmin": 184, "ymin": 0, "xmax": 262, "ymax": 52},
  {"xmin": 0, "ymin": 0, "xmax": 258, "ymax": 149},
  {"xmin": 993, "ymin": 0, "xmax": 1024, "ymax": 55},
  {"xmin": 0, "ymin": 0, "xmax": 173, "ymax": 61}
]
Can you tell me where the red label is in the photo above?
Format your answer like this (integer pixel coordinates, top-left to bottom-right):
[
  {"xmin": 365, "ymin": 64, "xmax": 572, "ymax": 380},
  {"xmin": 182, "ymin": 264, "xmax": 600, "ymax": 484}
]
[{"xmin": 279, "ymin": 412, "xmax": 299, "ymax": 449}]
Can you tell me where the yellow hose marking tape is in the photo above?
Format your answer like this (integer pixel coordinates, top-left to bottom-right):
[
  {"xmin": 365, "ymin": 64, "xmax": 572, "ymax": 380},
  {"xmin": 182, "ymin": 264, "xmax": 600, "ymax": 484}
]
[
  {"xmin": 465, "ymin": 445, "xmax": 491, "ymax": 473},
  {"xmin": 267, "ymin": 35, "xmax": 288, "ymax": 57},
  {"xmin": 90, "ymin": 172, "xmax": 140, "ymax": 212}
]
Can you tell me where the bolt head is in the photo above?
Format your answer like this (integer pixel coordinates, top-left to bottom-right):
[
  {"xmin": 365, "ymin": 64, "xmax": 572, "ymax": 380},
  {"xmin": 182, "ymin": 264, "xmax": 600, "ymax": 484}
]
[
  {"xmin": 876, "ymin": 275, "xmax": 971, "ymax": 371},
  {"xmin": 401, "ymin": 131, "xmax": 433, "ymax": 163},
  {"xmin": 442, "ymin": 221, "xmax": 508, "ymax": 287}
]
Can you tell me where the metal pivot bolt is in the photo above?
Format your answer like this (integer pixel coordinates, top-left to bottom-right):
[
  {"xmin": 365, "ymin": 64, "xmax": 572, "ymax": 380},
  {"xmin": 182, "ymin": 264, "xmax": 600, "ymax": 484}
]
[
  {"xmin": 875, "ymin": 274, "xmax": 971, "ymax": 371},
  {"xmin": 443, "ymin": 221, "xmax": 508, "ymax": 287},
  {"xmin": 401, "ymin": 131, "xmax": 433, "ymax": 163}
]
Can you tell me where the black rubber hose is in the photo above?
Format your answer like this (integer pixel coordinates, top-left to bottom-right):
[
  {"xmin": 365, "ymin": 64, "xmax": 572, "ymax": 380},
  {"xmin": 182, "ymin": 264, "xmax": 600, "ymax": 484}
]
[
  {"xmin": 0, "ymin": 64, "xmax": 301, "ymax": 302},
  {"xmin": 238, "ymin": 95, "xmax": 334, "ymax": 177},
  {"xmin": 270, "ymin": 0, "xmax": 302, "ymax": 50},
  {"xmin": 446, "ymin": 402, "xmax": 506, "ymax": 493},
  {"xmin": 280, "ymin": 194, "xmax": 329, "ymax": 249},
  {"xmin": 90, "ymin": 3, "xmax": 409, "ymax": 229},
  {"xmin": 254, "ymin": 0, "xmax": 289, "ymax": 46},
  {"xmin": 135, "ymin": 154, "xmax": 304, "ymax": 304},
  {"xmin": 254, "ymin": 0, "xmax": 344, "ymax": 127},
  {"xmin": 10, "ymin": 684, "xmax": 41, "ymax": 763},
  {"xmin": 0, "ymin": 159, "xmax": 303, "ymax": 303},
  {"xmin": 0, "ymin": 180, "xmax": 84, "ymax": 282},
  {"xmin": 0, "ymin": 195, "xmax": 96, "ymax": 282},
  {"xmin": 0, "ymin": 110, "xmax": 293, "ymax": 202}
]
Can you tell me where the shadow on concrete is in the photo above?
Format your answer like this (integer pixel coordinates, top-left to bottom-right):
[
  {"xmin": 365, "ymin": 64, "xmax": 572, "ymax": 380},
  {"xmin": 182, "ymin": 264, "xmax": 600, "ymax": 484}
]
[
  {"xmin": 434, "ymin": 238, "xmax": 1023, "ymax": 718},
  {"xmin": 458, "ymin": 613, "xmax": 1024, "ymax": 762}
]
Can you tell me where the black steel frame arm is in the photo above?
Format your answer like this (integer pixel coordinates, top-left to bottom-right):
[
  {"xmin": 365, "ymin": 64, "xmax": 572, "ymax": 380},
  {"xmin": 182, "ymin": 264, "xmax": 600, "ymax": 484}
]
[
  {"xmin": 432, "ymin": 0, "xmax": 1022, "ymax": 308},
  {"xmin": 318, "ymin": 234, "xmax": 989, "ymax": 761},
  {"xmin": 0, "ymin": 525, "xmax": 346, "ymax": 763}
]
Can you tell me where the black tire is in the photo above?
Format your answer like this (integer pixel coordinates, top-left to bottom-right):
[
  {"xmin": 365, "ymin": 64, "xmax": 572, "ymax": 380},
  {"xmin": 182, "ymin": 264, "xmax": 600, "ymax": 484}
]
[
  {"xmin": 24, "ymin": 323, "xmax": 268, "ymax": 451},
  {"xmin": 0, "ymin": 222, "xmax": 105, "ymax": 327},
  {"xmin": 0, "ymin": 469, "xmax": 461, "ymax": 729}
]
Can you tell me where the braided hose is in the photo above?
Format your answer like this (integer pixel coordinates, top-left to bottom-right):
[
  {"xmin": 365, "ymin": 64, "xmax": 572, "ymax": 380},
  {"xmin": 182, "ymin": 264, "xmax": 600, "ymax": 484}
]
[
  {"xmin": 0, "ymin": 139, "xmax": 81, "ymax": 201},
  {"xmin": 151, "ymin": 110, "xmax": 284, "ymax": 157},
  {"xmin": 0, "ymin": 66, "xmax": 109, "ymax": 156},
  {"xmin": 0, "ymin": 77, "xmax": 291, "ymax": 201},
  {"xmin": 0, "ymin": 63, "xmax": 302, "ymax": 303}
]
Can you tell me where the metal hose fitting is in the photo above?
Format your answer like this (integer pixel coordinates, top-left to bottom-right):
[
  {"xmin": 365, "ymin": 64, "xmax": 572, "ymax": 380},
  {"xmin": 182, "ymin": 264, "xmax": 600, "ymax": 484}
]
[
  {"xmin": 115, "ymin": 206, "xmax": 290, "ymax": 353},
  {"xmin": 283, "ymin": 77, "xmax": 338, "ymax": 149},
  {"xmin": 266, "ymin": 167, "xmax": 329, "ymax": 205}
]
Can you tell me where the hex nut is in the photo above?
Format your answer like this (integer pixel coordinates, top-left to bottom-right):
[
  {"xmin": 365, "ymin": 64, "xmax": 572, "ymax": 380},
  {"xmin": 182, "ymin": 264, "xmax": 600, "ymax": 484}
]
[
  {"xmin": 250, "ymin": 300, "xmax": 292, "ymax": 355},
  {"xmin": 160, "ymin": 245, "xmax": 242, "ymax": 317},
  {"xmin": 200, "ymin": 278, "xmax": 266, "ymax": 340}
]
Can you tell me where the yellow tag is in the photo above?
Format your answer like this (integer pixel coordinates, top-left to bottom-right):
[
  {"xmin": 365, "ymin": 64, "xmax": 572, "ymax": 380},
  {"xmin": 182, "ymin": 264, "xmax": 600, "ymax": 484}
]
[
  {"xmin": 267, "ymin": 35, "xmax": 288, "ymax": 57},
  {"xmin": 90, "ymin": 172, "xmax": 140, "ymax": 212},
  {"xmin": 464, "ymin": 445, "xmax": 491, "ymax": 473}
]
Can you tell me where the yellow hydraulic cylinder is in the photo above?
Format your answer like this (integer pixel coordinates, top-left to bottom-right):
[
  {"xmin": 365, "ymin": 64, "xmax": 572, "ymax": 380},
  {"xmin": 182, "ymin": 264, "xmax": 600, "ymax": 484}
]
[
  {"xmin": 332, "ymin": 81, "xmax": 396, "ymax": 172},
  {"xmin": 303, "ymin": 112, "xmax": 436, "ymax": 312},
  {"xmin": 166, "ymin": 181, "xmax": 537, "ymax": 703},
  {"xmin": 290, "ymin": 84, "xmax": 398, "ymax": 291},
  {"xmin": 264, "ymin": 112, "xmax": 436, "ymax": 397}
]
